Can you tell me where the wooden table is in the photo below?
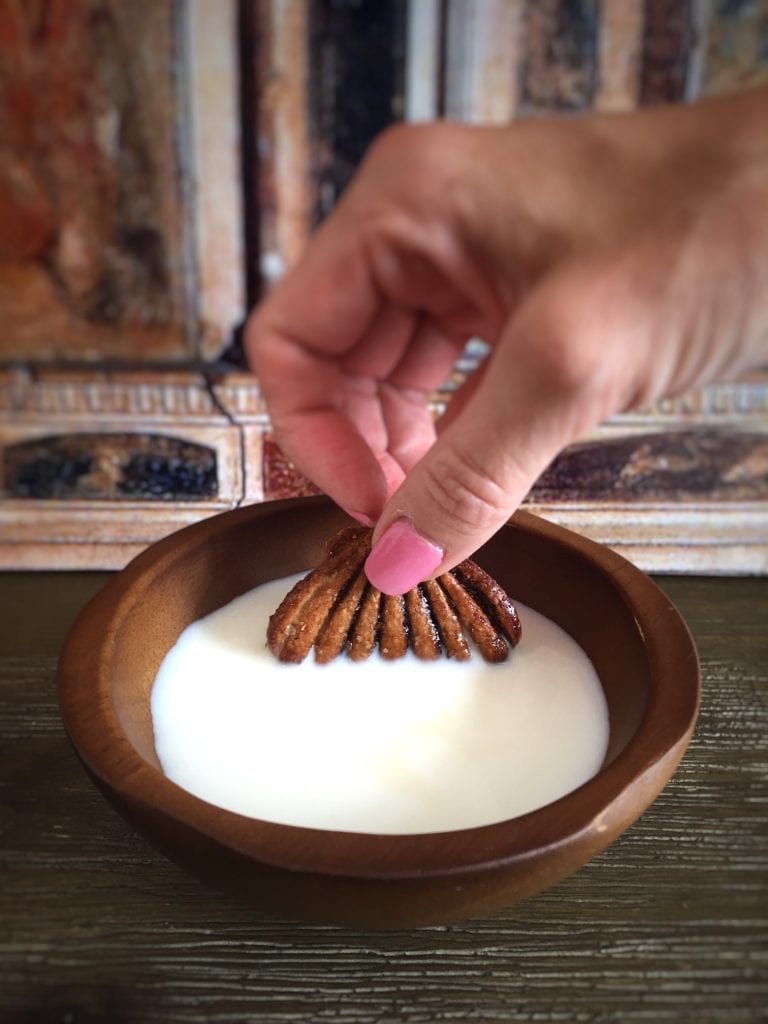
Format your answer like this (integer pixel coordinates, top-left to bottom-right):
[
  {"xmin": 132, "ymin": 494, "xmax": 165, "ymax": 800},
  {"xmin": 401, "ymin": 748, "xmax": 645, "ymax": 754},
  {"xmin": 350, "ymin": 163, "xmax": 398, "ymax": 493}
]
[{"xmin": 1, "ymin": 572, "xmax": 766, "ymax": 1024}]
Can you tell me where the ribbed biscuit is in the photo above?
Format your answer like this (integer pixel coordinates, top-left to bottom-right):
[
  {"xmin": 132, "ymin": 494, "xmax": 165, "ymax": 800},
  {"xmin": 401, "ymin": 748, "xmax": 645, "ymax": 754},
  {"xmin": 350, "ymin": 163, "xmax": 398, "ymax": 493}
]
[{"xmin": 266, "ymin": 527, "xmax": 521, "ymax": 664}]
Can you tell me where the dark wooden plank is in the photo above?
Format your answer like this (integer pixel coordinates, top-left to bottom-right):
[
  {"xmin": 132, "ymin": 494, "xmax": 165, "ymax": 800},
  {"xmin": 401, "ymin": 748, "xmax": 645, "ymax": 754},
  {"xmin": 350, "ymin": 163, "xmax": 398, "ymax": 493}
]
[
  {"xmin": 309, "ymin": 0, "xmax": 407, "ymax": 221},
  {"xmin": 698, "ymin": 0, "xmax": 768, "ymax": 97},
  {"xmin": 639, "ymin": 0, "xmax": 695, "ymax": 106},
  {"xmin": 0, "ymin": 573, "xmax": 765, "ymax": 1023},
  {"xmin": 520, "ymin": 0, "xmax": 599, "ymax": 114},
  {"xmin": 0, "ymin": 572, "xmax": 110, "ymax": 657}
]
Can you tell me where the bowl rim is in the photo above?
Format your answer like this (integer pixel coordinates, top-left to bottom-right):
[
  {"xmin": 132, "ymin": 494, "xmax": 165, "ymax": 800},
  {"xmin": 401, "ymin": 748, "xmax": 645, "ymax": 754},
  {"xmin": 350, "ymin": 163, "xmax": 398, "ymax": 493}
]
[{"xmin": 58, "ymin": 497, "xmax": 700, "ymax": 881}]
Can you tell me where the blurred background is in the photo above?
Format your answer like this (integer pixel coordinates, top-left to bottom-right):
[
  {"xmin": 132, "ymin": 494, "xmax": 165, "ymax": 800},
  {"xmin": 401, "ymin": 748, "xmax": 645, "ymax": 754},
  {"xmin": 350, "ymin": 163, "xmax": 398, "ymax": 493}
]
[{"xmin": 0, "ymin": 0, "xmax": 766, "ymax": 570}]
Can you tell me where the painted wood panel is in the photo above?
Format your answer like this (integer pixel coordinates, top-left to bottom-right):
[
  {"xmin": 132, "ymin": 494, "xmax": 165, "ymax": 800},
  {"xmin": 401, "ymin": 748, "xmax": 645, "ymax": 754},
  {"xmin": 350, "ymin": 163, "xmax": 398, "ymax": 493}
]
[
  {"xmin": 0, "ymin": 0, "xmax": 244, "ymax": 361},
  {"xmin": 0, "ymin": 0, "xmax": 766, "ymax": 570},
  {"xmin": 0, "ymin": 0, "xmax": 192, "ymax": 360}
]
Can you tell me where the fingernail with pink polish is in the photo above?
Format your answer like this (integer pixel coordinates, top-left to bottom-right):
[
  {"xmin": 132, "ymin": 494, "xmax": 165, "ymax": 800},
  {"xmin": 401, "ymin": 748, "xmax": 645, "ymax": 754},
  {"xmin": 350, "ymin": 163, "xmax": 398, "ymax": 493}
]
[{"xmin": 365, "ymin": 519, "xmax": 443, "ymax": 596}]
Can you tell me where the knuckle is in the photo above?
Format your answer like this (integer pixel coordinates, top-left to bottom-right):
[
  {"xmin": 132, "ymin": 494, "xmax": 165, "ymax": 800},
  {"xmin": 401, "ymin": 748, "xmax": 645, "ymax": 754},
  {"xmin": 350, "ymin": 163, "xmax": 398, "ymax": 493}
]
[
  {"xmin": 363, "ymin": 123, "xmax": 429, "ymax": 176},
  {"xmin": 368, "ymin": 121, "xmax": 455, "ymax": 163},
  {"xmin": 420, "ymin": 446, "xmax": 512, "ymax": 536},
  {"xmin": 363, "ymin": 122, "xmax": 475, "ymax": 197},
  {"xmin": 540, "ymin": 337, "xmax": 595, "ymax": 397},
  {"xmin": 528, "ymin": 300, "xmax": 608, "ymax": 402}
]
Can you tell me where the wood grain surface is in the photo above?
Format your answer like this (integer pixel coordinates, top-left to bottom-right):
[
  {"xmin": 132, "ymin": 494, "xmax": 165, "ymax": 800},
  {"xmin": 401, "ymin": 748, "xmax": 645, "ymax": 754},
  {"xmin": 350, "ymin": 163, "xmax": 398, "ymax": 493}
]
[{"xmin": 1, "ymin": 571, "xmax": 766, "ymax": 1024}]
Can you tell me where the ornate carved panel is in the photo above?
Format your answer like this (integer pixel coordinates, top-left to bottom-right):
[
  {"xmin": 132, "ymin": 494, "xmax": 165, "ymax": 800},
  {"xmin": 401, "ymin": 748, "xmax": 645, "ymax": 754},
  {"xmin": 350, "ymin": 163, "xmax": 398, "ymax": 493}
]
[
  {"xmin": 3, "ymin": 366, "xmax": 764, "ymax": 572},
  {"xmin": 0, "ymin": 368, "xmax": 245, "ymax": 568}
]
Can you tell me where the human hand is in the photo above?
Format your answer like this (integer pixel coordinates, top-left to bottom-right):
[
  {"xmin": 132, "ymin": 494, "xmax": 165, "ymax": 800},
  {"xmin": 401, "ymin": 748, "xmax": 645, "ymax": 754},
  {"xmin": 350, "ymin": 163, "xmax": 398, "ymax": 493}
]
[{"xmin": 246, "ymin": 88, "xmax": 768, "ymax": 594}]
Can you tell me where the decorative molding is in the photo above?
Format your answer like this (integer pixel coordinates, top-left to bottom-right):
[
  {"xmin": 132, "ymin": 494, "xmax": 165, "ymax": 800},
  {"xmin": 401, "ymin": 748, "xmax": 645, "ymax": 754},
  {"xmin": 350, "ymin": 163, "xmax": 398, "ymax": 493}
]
[
  {"xmin": 444, "ymin": 0, "xmax": 524, "ymax": 123},
  {"xmin": 594, "ymin": 0, "xmax": 644, "ymax": 112},
  {"xmin": 405, "ymin": 0, "xmax": 441, "ymax": 122},
  {"xmin": 1, "ymin": 368, "xmax": 223, "ymax": 421},
  {"xmin": 211, "ymin": 371, "xmax": 267, "ymax": 502},
  {"xmin": 210, "ymin": 371, "xmax": 268, "ymax": 421},
  {"xmin": 528, "ymin": 503, "xmax": 768, "ymax": 575},
  {"xmin": 0, "ymin": 502, "xmax": 223, "ymax": 570},
  {"xmin": 185, "ymin": 0, "xmax": 246, "ymax": 358},
  {"xmin": 253, "ymin": 0, "xmax": 313, "ymax": 288},
  {"xmin": 0, "ymin": 370, "xmax": 766, "ymax": 573},
  {"xmin": 0, "ymin": 370, "xmax": 245, "ymax": 568}
]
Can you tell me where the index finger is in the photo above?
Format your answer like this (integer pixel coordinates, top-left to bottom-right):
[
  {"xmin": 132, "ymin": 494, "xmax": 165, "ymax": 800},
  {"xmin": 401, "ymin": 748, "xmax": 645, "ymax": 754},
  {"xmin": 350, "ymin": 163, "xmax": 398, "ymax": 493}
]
[{"xmin": 245, "ymin": 211, "xmax": 398, "ymax": 519}]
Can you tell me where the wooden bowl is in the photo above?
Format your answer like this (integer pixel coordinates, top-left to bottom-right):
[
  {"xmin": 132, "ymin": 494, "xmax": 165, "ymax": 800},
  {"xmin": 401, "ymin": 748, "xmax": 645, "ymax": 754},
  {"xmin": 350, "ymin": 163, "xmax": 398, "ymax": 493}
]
[{"xmin": 58, "ymin": 497, "xmax": 699, "ymax": 928}]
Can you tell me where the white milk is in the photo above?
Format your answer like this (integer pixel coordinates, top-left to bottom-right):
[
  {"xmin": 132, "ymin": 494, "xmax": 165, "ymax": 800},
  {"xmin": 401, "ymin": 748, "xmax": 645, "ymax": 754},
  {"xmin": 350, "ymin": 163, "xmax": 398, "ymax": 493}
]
[{"xmin": 151, "ymin": 574, "xmax": 609, "ymax": 834}]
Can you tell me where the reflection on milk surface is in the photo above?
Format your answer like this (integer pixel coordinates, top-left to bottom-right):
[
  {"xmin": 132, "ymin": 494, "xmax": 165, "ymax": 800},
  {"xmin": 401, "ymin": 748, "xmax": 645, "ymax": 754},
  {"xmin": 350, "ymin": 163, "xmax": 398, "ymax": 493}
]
[{"xmin": 151, "ymin": 573, "xmax": 609, "ymax": 834}]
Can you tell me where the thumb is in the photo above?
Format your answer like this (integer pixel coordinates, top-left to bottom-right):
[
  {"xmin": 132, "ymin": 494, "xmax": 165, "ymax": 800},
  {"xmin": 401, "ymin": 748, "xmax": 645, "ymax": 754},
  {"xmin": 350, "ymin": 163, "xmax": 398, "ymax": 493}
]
[{"xmin": 364, "ymin": 295, "xmax": 606, "ymax": 594}]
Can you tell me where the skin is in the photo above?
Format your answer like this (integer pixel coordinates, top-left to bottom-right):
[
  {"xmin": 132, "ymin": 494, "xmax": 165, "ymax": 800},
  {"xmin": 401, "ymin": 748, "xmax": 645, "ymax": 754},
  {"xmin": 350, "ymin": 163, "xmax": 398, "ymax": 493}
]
[{"xmin": 246, "ymin": 87, "xmax": 768, "ymax": 577}]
